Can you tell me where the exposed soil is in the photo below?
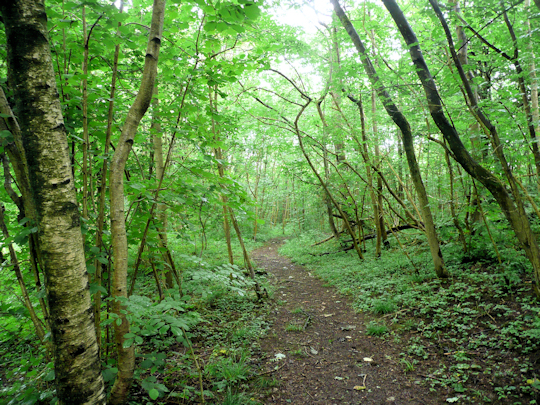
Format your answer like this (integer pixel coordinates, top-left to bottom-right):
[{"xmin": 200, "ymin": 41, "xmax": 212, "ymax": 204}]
[{"xmin": 252, "ymin": 238, "xmax": 446, "ymax": 405}]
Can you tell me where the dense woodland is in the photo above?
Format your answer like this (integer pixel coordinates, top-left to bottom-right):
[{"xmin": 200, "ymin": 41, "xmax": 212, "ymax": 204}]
[{"xmin": 2, "ymin": 0, "xmax": 540, "ymax": 403}]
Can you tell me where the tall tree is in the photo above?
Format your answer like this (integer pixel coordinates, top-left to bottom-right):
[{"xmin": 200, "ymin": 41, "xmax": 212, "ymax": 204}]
[
  {"xmin": 330, "ymin": 0, "xmax": 449, "ymax": 278},
  {"xmin": 383, "ymin": 0, "xmax": 540, "ymax": 295},
  {"xmin": 0, "ymin": 0, "xmax": 105, "ymax": 403},
  {"xmin": 109, "ymin": 0, "xmax": 166, "ymax": 402}
]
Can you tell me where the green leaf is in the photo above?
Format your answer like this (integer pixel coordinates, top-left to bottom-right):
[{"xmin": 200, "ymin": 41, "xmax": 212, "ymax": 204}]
[
  {"xmin": 149, "ymin": 388, "xmax": 159, "ymax": 400},
  {"xmin": 243, "ymin": 4, "xmax": 260, "ymax": 20},
  {"xmin": 453, "ymin": 383, "xmax": 465, "ymax": 393},
  {"xmin": 44, "ymin": 370, "xmax": 55, "ymax": 381},
  {"xmin": 18, "ymin": 217, "xmax": 31, "ymax": 226},
  {"xmin": 13, "ymin": 226, "xmax": 37, "ymax": 245},
  {"xmin": 129, "ymin": 182, "xmax": 144, "ymax": 190},
  {"xmin": 89, "ymin": 283, "xmax": 107, "ymax": 295},
  {"xmin": 140, "ymin": 358, "xmax": 153, "ymax": 368},
  {"xmin": 97, "ymin": 257, "xmax": 109, "ymax": 264},
  {"xmin": 0, "ymin": 130, "xmax": 13, "ymax": 145},
  {"xmin": 102, "ymin": 367, "xmax": 118, "ymax": 382},
  {"xmin": 230, "ymin": 24, "xmax": 245, "ymax": 33},
  {"xmin": 204, "ymin": 22, "xmax": 217, "ymax": 32}
]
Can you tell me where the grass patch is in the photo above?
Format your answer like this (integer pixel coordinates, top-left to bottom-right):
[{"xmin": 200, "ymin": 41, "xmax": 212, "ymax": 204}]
[
  {"xmin": 285, "ymin": 323, "xmax": 304, "ymax": 332},
  {"xmin": 365, "ymin": 321, "xmax": 388, "ymax": 336},
  {"xmin": 291, "ymin": 306, "xmax": 304, "ymax": 314},
  {"xmin": 400, "ymin": 358, "xmax": 416, "ymax": 373},
  {"xmin": 289, "ymin": 348, "xmax": 307, "ymax": 357},
  {"xmin": 371, "ymin": 299, "xmax": 397, "ymax": 314}
]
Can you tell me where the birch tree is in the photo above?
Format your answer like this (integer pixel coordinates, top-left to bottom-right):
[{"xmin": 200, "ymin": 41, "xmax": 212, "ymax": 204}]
[{"xmin": 0, "ymin": 0, "xmax": 105, "ymax": 403}]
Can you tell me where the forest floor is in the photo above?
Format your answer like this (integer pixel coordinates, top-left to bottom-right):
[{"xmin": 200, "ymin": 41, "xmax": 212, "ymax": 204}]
[{"xmin": 251, "ymin": 238, "xmax": 446, "ymax": 405}]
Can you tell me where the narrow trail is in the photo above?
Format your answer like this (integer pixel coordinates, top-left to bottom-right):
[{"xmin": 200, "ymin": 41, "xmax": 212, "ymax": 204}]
[{"xmin": 251, "ymin": 239, "xmax": 441, "ymax": 405}]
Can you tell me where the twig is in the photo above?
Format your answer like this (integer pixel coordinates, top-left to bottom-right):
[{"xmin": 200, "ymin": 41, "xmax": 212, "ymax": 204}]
[
  {"xmin": 257, "ymin": 362, "xmax": 287, "ymax": 376},
  {"xmin": 182, "ymin": 327, "xmax": 205, "ymax": 404},
  {"xmin": 302, "ymin": 315, "xmax": 312, "ymax": 331},
  {"xmin": 383, "ymin": 308, "xmax": 408, "ymax": 318}
]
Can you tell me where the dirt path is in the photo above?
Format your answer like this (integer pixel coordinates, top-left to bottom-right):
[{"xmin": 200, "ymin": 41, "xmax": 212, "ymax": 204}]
[{"xmin": 252, "ymin": 239, "xmax": 443, "ymax": 405}]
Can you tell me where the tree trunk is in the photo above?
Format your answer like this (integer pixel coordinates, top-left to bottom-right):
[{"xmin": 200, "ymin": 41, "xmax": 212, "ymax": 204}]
[
  {"xmin": 209, "ymin": 86, "xmax": 235, "ymax": 264},
  {"xmin": 373, "ymin": 99, "xmax": 387, "ymax": 248},
  {"xmin": 330, "ymin": 0, "xmax": 448, "ymax": 277},
  {"xmin": 316, "ymin": 100, "xmax": 340, "ymax": 241},
  {"xmin": 295, "ymin": 100, "xmax": 364, "ymax": 260},
  {"xmin": 109, "ymin": 0, "xmax": 166, "ymax": 402},
  {"xmin": 93, "ymin": 12, "xmax": 122, "ymax": 347},
  {"xmin": 350, "ymin": 92, "xmax": 383, "ymax": 256},
  {"xmin": 366, "ymin": 27, "xmax": 388, "ymax": 249},
  {"xmin": 323, "ymin": 146, "xmax": 340, "ymax": 240},
  {"xmin": 387, "ymin": 0, "xmax": 540, "ymax": 295},
  {"xmin": 228, "ymin": 206, "xmax": 261, "ymax": 296},
  {"xmin": 0, "ymin": 0, "xmax": 105, "ymax": 402},
  {"xmin": 152, "ymin": 85, "xmax": 174, "ymax": 289}
]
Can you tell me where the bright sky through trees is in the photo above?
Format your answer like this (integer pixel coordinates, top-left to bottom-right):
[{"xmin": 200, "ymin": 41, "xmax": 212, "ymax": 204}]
[{"xmin": 271, "ymin": 0, "xmax": 333, "ymax": 35}]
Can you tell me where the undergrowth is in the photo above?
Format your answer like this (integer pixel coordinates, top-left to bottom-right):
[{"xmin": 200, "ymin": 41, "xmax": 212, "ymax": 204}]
[
  {"xmin": 279, "ymin": 228, "xmax": 540, "ymax": 404},
  {"xmin": 0, "ymin": 231, "xmax": 277, "ymax": 405}
]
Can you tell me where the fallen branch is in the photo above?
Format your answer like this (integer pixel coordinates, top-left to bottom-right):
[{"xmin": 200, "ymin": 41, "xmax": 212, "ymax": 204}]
[
  {"xmin": 311, "ymin": 224, "xmax": 420, "ymax": 255},
  {"xmin": 312, "ymin": 234, "xmax": 336, "ymax": 246}
]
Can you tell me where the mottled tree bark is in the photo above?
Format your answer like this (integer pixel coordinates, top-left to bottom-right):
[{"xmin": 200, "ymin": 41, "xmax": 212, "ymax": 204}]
[{"xmin": 0, "ymin": 0, "xmax": 105, "ymax": 403}]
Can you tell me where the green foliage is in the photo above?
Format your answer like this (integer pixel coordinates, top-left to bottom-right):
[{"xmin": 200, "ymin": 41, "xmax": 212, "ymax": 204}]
[
  {"xmin": 0, "ymin": 248, "xmax": 51, "ymax": 405},
  {"xmin": 186, "ymin": 262, "xmax": 256, "ymax": 302},
  {"xmin": 365, "ymin": 322, "xmax": 388, "ymax": 336},
  {"xmin": 280, "ymin": 230, "xmax": 540, "ymax": 401},
  {"xmin": 291, "ymin": 306, "xmax": 304, "ymax": 314},
  {"xmin": 106, "ymin": 294, "xmax": 201, "ymax": 352},
  {"xmin": 284, "ymin": 322, "xmax": 303, "ymax": 332},
  {"xmin": 1, "ymin": 358, "xmax": 56, "ymax": 405},
  {"xmin": 206, "ymin": 349, "xmax": 251, "ymax": 391},
  {"xmin": 371, "ymin": 299, "xmax": 397, "ymax": 315},
  {"xmin": 400, "ymin": 358, "xmax": 416, "ymax": 373},
  {"xmin": 221, "ymin": 388, "xmax": 260, "ymax": 405},
  {"xmin": 4, "ymin": 0, "xmax": 540, "ymax": 401}
]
